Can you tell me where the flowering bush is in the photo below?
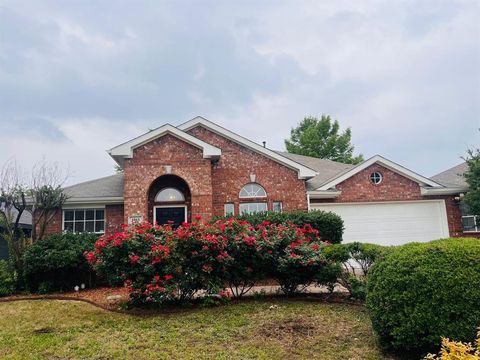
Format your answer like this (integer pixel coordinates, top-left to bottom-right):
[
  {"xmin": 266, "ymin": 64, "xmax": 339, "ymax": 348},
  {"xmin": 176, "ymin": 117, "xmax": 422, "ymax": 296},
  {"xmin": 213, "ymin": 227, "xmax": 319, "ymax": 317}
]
[
  {"xmin": 258, "ymin": 222, "xmax": 333, "ymax": 295},
  {"xmin": 86, "ymin": 218, "xmax": 337, "ymax": 306}
]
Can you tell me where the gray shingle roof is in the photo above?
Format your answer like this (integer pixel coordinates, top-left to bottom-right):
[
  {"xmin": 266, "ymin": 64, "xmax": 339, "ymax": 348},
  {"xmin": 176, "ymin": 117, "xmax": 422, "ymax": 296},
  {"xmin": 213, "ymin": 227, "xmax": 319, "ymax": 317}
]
[
  {"xmin": 275, "ymin": 151, "xmax": 355, "ymax": 191},
  {"xmin": 64, "ymin": 173, "xmax": 124, "ymax": 201},
  {"xmin": 431, "ymin": 162, "xmax": 468, "ymax": 188},
  {"xmin": 0, "ymin": 206, "xmax": 32, "ymax": 227}
]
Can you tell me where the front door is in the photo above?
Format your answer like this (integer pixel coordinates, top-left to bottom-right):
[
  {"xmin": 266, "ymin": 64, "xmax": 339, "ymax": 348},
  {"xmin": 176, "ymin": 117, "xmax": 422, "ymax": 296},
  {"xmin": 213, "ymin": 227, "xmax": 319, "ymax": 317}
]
[{"xmin": 155, "ymin": 207, "xmax": 186, "ymax": 228}]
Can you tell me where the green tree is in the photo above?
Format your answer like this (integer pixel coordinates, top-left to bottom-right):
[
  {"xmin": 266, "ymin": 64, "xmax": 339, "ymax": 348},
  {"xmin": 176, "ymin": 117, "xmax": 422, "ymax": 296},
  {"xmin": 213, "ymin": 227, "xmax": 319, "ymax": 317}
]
[
  {"xmin": 285, "ymin": 115, "xmax": 364, "ymax": 164},
  {"xmin": 464, "ymin": 146, "xmax": 480, "ymax": 215}
]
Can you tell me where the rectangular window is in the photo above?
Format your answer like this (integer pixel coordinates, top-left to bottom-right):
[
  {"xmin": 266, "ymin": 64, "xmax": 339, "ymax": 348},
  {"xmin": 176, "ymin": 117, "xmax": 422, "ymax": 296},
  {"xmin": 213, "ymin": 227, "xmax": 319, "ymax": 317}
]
[
  {"xmin": 63, "ymin": 208, "xmax": 105, "ymax": 234},
  {"xmin": 239, "ymin": 202, "xmax": 268, "ymax": 215},
  {"xmin": 272, "ymin": 201, "xmax": 283, "ymax": 213},
  {"xmin": 462, "ymin": 215, "xmax": 479, "ymax": 232},
  {"xmin": 224, "ymin": 203, "xmax": 235, "ymax": 216},
  {"xmin": 460, "ymin": 203, "xmax": 479, "ymax": 232}
]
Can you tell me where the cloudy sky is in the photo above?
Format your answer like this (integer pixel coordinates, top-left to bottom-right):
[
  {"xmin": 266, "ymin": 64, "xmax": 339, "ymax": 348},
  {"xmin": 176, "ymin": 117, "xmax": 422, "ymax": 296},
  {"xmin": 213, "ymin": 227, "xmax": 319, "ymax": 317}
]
[{"xmin": 0, "ymin": 0, "xmax": 478, "ymax": 185}]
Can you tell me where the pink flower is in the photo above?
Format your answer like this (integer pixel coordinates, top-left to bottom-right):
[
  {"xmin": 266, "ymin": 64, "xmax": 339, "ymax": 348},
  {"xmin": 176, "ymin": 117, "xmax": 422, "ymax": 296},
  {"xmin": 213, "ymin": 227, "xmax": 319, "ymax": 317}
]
[
  {"xmin": 164, "ymin": 275, "xmax": 173, "ymax": 281},
  {"xmin": 85, "ymin": 252, "xmax": 96, "ymax": 264},
  {"xmin": 130, "ymin": 255, "xmax": 139, "ymax": 264}
]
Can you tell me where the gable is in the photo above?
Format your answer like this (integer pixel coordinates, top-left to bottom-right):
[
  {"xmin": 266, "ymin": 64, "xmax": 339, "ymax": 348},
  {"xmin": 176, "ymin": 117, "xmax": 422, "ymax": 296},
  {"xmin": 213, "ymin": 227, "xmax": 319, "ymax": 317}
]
[
  {"xmin": 108, "ymin": 124, "xmax": 221, "ymax": 167},
  {"xmin": 177, "ymin": 117, "xmax": 317, "ymax": 179},
  {"xmin": 316, "ymin": 155, "xmax": 442, "ymax": 191}
]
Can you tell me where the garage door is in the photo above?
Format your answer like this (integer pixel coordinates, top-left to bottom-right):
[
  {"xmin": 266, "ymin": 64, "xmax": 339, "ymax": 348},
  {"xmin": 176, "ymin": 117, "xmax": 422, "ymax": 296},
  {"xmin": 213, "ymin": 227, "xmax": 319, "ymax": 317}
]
[{"xmin": 310, "ymin": 200, "xmax": 449, "ymax": 246}]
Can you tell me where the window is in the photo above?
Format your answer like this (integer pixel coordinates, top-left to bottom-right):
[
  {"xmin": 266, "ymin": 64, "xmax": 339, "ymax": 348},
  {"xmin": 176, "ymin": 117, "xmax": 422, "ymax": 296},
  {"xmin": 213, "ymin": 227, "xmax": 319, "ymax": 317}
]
[
  {"xmin": 63, "ymin": 209, "xmax": 105, "ymax": 233},
  {"xmin": 224, "ymin": 203, "xmax": 235, "ymax": 216},
  {"xmin": 460, "ymin": 202, "xmax": 479, "ymax": 232},
  {"xmin": 155, "ymin": 187, "xmax": 185, "ymax": 202},
  {"xmin": 239, "ymin": 183, "xmax": 267, "ymax": 198},
  {"xmin": 370, "ymin": 172, "xmax": 383, "ymax": 184},
  {"xmin": 239, "ymin": 202, "xmax": 268, "ymax": 214},
  {"xmin": 272, "ymin": 201, "xmax": 283, "ymax": 213}
]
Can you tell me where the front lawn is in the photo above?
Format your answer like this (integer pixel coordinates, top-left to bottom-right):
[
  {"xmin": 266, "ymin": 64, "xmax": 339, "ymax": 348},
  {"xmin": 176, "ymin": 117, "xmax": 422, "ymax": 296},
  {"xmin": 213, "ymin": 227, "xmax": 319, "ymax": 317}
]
[{"xmin": 0, "ymin": 299, "xmax": 394, "ymax": 360}]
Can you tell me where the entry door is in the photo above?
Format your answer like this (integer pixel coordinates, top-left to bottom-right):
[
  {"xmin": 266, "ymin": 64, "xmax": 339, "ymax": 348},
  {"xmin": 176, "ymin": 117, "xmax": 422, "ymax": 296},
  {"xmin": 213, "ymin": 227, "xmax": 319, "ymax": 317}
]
[{"xmin": 155, "ymin": 207, "xmax": 186, "ymax": 228}]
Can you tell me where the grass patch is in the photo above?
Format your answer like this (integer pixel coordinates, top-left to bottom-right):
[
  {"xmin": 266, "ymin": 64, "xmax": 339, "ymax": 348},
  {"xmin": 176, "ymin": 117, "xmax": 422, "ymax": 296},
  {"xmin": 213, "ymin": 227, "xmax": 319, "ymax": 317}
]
[{"xmin": 0, "ymin": 299, "xmax": 395, "ymax": 359}]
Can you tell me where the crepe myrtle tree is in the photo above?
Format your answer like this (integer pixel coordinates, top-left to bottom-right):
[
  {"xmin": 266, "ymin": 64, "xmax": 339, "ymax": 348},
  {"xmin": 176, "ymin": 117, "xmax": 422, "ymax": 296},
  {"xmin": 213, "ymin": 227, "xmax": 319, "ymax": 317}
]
[
  {"xmin": 0, "ymin": 159, "xmax": 68, "ymax": 285},
  {"xmin": 28, "ymin": 161, "xmax": 69, "ymax": 242}
]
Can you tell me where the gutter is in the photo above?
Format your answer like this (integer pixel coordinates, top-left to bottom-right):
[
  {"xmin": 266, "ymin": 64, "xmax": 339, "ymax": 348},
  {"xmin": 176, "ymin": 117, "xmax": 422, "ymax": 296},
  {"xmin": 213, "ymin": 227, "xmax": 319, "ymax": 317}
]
[
  {"xmin": 63, "ymin": 197, "xmax": 124, "ymax": 205},
  {"xmin": 420, "ymin": 187, "xmax": 468, "ymax": 196},
  {"xmin": 307, "ymin": 190, "xmax": 342, "ymax": 199}
]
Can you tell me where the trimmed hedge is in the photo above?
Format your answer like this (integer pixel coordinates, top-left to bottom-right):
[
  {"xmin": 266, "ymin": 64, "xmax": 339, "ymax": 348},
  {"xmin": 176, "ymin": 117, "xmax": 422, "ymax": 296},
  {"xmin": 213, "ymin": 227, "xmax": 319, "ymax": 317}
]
[
  {"xmin": 23, "ymin": 233, "xmax": 98, "ymax": 293},
  {"xmin": 212, "ymin": 210, "xmax": 344, "ymax": 244},
  {"xmin": 366, "ymin": 238, "xmax": 480, "ymax": 356}
]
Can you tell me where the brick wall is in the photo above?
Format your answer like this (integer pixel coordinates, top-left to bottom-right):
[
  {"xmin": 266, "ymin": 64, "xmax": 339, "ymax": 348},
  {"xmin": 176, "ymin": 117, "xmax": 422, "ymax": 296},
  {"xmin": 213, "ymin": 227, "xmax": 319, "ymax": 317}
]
[
  {"xmin": 40, "ymin": 209, "xmax": 62, "ymax": 236},
  {"xmin": 333, "ymin": 164, "xmax": 422, "ymax": 202},
  {"xmin": 123, "ymin": 134, "xmax": 214, "ymax": 222},
  {"xmin": 187, "ymin": 126, "xmax": 308, "ymax": 216},
  {"xmin": 105, "ymin": 204, "xmax": 124, "ymax": 234}
]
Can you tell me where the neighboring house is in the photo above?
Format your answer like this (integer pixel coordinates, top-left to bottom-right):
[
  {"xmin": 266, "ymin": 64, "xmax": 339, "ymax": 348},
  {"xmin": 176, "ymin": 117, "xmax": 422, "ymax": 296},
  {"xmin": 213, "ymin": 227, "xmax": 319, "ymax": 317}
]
[
  {"xmin": 42, "ymin": 116, "xmax": 474, "ymax": 245},
  {"xmin": 0, "ymin": 209, "xmax": 32, "ymax": 260},
  {"xmin": 431, "ymin": 162, "xmax": 478, "ymax": 234}
]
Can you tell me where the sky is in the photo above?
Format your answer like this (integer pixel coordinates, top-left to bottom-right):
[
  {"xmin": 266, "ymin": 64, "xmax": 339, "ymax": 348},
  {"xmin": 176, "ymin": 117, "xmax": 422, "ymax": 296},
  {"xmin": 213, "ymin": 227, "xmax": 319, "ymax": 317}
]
[{"xmin": 0, "ymin": 0, "xmax": 479, "ymax": 185}]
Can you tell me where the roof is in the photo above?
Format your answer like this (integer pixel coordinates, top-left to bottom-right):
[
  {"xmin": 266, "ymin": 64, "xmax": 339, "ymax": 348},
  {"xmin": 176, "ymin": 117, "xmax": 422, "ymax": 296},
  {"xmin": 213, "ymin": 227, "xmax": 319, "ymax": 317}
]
[
  {"xmin": 431, "ymin": 162, "xmax": 468, "ymax": 188},
  {"xmin": 64, "ymin": 174, "xmax": 124, "ymax": 204},
  {"xmin": 275, "ymin": 151, "xmax": 354, "ymax": 191},
  {"xmin": 177, "ymin": 117, "xmax": 318, "ymax": 179},
  {"xmin": 108, "ymin": 124, "xmax": 222, "ymax": 167},
  {"xmin": 0, "ymin": 206, "xmax": 32, "ymax": 227}
]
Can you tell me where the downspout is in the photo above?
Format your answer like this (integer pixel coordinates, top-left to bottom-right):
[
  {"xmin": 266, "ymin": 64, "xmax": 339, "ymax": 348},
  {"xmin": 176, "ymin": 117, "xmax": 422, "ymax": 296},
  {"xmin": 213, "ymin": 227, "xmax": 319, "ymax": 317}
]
[{"xmin": 306, "ymin": 192, "xmax": 311, "ymax": 212}]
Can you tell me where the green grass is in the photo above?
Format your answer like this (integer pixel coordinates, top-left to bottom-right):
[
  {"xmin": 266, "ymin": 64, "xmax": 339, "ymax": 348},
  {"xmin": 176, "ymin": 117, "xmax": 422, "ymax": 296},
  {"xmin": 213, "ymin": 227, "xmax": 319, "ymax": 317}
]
[{"xmin": 0, "ymin": 299, "xmax": 395, "ymax": 359}]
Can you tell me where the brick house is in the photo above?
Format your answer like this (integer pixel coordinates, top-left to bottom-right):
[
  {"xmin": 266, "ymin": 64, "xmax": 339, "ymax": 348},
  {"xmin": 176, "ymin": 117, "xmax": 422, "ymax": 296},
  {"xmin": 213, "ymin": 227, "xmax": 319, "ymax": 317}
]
[{"xmin": 45, "ymin": 116, "xmax": 476, "ymax": 245}]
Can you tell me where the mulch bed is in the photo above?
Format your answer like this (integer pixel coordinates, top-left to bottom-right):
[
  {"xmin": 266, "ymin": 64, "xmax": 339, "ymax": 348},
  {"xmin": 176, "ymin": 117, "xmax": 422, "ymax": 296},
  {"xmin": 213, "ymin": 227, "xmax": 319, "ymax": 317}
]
[
  {"xmin": 0, "ymin": 287, "xmax": 362, "ymax": 314},
  {"xmin": 0, "ymin": 287, "xmax": 130, "ymax": 312}
]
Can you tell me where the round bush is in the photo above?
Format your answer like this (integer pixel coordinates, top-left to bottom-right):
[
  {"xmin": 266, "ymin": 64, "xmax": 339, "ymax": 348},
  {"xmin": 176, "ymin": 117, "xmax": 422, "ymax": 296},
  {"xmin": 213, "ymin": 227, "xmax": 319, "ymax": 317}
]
[{"xmin": 366, "ymin": 238, "xmax": 480, "ymax": 355}]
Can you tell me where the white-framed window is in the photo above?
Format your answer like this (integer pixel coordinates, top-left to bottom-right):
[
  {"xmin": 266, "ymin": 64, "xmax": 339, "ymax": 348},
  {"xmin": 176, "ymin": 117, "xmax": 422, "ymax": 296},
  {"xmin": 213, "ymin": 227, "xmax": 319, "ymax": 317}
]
[
  {"xmin": 239, "ymin": 202, "xmax": 268, "ymax": 214},
  {"xmin": 63, "ymin": 209, "xmax": 105, "ymax": 233},
  {"xmin": 370, "ymin": 172, "xmax": 383, "ymax": 184},
  {"xmin": 224, "ymin": 203, "xmax": 235, "ymax": 216},
  {"xmin": 239, "ymin": 183, "xmax": 267, "ymax": 198},
  {"xmin": 462, "ymin": 215, "xmax": 479, "ymax": 232},
  {"xmin": 272, "ymin": 201, "xmax": 283, "ymax": 213},
  {"xmin": 460, "ymin": 202, "xmax": 479, "ymax": 232},
  {"xmin": 155, "ymin": 187, "xmax": 185, "ymax": 202}
]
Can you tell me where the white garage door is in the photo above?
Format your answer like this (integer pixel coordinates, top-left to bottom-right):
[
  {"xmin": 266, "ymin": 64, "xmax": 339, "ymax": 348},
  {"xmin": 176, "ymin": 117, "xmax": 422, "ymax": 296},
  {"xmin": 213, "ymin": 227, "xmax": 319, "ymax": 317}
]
[{"xmin": 311, "ymin": 200, "xmax": 449, "ymax": 246}]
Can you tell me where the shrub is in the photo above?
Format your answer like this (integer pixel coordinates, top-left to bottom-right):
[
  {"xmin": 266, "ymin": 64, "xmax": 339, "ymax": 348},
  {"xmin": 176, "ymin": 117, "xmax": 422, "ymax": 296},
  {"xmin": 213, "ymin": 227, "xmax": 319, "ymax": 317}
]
[
  {"xmin": 259, "ymin": 222, "xmax": 332, "ymax": 295},
  {"xmin": 425, "ymin": 329, "xmax": 480, "ymax": 359},
  {"xmin": 87, "ymin": 219, "xmax": 336, "ymax": 306},
  {"xmin": 323, "ymin": 242, "xmax": 389, "ymax": 300},
  {"xmin": 23, "ymin": 232, "xmax": 98, "ymax": 292},
  {"xmin": 0, "ymin": 260, "xmax": 15, "ymax": 296},
  {"xmin": 366, "ymin": 238, "xmax": 480, "ymax": 356},
  {"xmin": 212, "ymin": 210, "xmax": 344, "ymax": 244},
  {"xmin": 214, "ymin": 219, "xmax": 265, "ymax": 298}
]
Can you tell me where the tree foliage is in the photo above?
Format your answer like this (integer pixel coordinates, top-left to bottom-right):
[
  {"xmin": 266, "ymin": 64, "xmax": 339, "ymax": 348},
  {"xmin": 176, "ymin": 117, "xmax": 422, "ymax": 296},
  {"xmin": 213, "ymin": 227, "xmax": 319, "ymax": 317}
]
[
  {"xmin": 463, "ymin": 147, "xmax": 480, "ymax": 215},
  {"xmin": 0, "ymin": 159, "xmax": 68, "ymax": 288},
  {"xmin": 285, "ymin": 115, "xmax": 364, "ymax": 164}
]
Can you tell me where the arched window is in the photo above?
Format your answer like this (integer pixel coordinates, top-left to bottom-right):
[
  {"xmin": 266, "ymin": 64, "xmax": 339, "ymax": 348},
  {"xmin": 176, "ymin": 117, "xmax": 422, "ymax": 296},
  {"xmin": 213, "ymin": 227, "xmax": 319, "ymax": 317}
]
[
  {"xmin": 239, "ymin": 183, "xmax": 267, "ymax": 198},
  {"xmin": 155, "ymin": 187, "xmax": 185, "ymax": 202}
]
